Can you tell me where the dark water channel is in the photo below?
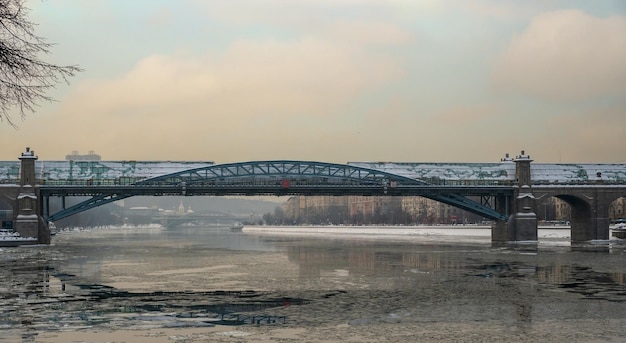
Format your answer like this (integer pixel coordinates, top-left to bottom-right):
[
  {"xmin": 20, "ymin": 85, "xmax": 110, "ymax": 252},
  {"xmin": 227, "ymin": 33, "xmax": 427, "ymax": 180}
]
[{"xmin": 1, "ymin": 226, "xmax": 626, "ymax": 342}]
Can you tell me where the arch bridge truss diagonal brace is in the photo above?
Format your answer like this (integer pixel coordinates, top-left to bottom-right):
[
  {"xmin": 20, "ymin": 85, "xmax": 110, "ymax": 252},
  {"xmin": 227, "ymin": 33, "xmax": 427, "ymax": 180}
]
[
  {"xmin": 46, "ymin": 194, "xmax": 132, "ymax": 222},
  {"xmin": 43, "ymin": 160, "xmax": 507, "ymax": 222},
  {"xmin": 428, "ymin": 194, "xmax": 507, "ymax": 221}
]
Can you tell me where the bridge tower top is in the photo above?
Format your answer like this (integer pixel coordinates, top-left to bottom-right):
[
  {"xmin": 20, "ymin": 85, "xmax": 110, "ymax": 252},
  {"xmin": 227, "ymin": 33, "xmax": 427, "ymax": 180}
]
[
  {"xmin": 514, "ymin": 150, "xmax": 533, "ymax": 187},
  {"xmin": 18, "ymin": 147, "xmax": 38, "ymax": 186}
]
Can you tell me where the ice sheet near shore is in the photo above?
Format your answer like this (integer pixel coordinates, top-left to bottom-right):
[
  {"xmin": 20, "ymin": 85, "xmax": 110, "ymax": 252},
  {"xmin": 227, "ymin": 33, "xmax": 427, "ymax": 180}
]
[
  {"xmin": 242, "ymin": 225, "xmax": 575, "ymax": 241},
  {"xmin": 245, "ymin": 225, "xmax": 493, "ymax": 236},
  {"xmin": 46, "ymin": 223, "xmax": 579, "ymax": 241}
]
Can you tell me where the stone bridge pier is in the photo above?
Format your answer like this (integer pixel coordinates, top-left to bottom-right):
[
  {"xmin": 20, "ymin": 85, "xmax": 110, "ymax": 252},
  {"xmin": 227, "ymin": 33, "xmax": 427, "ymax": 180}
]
[
  {"xmin": 492, "ymin": 151, "xmax": 538, "ymax": 243},
  {"xmin": 492, "ymin": 151, "xmax": 618, "ymax": 244},
  {"xmin": 0, "ymin": 148, "xmax": 50, "ymax": 244}
]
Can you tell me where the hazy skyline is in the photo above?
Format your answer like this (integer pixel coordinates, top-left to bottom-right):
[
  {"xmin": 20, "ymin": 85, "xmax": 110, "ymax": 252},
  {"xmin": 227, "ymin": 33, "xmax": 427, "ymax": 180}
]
[{"xmin": 1, "ymin": 0, "xmax": 625, "ymax": 164}]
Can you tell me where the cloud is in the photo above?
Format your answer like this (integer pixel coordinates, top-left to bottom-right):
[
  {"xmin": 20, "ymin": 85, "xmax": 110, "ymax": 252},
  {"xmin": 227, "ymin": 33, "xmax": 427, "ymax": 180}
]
[
  {"xmin": 31, "ymin": 34, "xmax": 404, "ymax": 161},
  {"xmin": 323, "ymin": 20, "xmax": 414, "ymax": 46},
  {"xmin": 540, "ymin": 106, "xmax": 626, "ymax": 162},
  {"xmin": 461, "ymin": 1, "xmax": 518, "ymax": 19},
  {"xmin": 491, "ymin": 10, "xmax": 626, "ymax": 101},
  {"xmin": 429, "ymin": 104, "xmax": 501, "ymax": 125},
  {"xmin": 191, "ymin": 0, "xmax": 439, "ymax": 34},
  {"xmin": 69, "ymin": 36, "xmax": 402, "ymax": 118}
]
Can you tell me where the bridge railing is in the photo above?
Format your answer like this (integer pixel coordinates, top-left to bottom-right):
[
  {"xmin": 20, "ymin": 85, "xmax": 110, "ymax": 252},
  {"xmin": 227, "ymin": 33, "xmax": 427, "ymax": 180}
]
[
  {"xmin": 420, "ymin": 179, "xmax": 515, "ymax": 186},
  {"xmin": 2, "ymin": 178, "xmax": 147, "ymax": 185},
  {"xmin": 5, "ymin": 176, "xmax": 625, "ymax": 187},
  {"xmin": 37, "ymin": 177, "xmax": 148, "ymax": 186},
  {"xmin": 531, "ymin": 180, "xmax": 626, "ymax": 185},
  {"xmin": 420, "ymin": 179, "xmax": 625, "ymax": 186}
]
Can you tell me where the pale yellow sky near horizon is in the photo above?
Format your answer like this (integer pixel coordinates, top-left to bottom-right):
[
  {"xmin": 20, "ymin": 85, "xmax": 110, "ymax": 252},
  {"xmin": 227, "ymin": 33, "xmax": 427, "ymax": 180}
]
[{"xmin": 1, "ymin": 1, "xmax": 625, "ymax": 164}]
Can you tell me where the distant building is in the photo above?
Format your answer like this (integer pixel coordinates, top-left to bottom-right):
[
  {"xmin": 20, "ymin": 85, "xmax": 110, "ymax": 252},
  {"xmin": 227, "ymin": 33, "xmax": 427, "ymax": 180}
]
[
  {"xmin": 65, "ymin": 150, "xmax": 101, "ymax": 161},
  {"xmin": 281, "ymin": 195, "xmax": 482, "ymax": 225}
]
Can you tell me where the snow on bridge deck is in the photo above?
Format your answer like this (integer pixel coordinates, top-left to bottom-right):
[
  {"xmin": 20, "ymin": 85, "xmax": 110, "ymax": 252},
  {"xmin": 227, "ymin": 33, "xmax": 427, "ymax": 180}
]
[
  {"xmin": 349, "ymin": 162, "xmax": 626, "ymax": 183},
  {"xmin": 0, "ymin": 160, "xmax": 214, "ymax": 183},
  {"xmin": 0, "ymin": 160, "xmax": 624, "ymax": 184}
]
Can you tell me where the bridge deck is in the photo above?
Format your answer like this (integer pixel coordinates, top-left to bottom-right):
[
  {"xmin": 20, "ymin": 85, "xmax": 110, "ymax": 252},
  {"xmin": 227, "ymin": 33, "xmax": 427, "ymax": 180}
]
[
  {"xmin": 2, "ymin": 160, "xmax": 625, "ymax": 185},
  {"xmin": 39, "ymin": 184, "xmax": 514, "ymax": 197}
]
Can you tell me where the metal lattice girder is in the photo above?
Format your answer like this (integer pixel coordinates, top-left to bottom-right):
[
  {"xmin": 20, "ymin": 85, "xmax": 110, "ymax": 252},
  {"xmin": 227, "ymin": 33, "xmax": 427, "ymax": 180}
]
[
  {"xmin": 480, "ymin": 195, "xmax": 492, "ymax": 208},
  {"xmin": 137, "ymin": 161, "xmax": 429, "ymax": 186}
]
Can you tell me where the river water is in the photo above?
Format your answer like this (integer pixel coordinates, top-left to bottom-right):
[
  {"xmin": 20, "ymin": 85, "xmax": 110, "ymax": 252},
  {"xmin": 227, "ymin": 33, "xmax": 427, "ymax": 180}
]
[{"xmin": 1, "ymin": 225, "xmax": 626, "ymax": 342}]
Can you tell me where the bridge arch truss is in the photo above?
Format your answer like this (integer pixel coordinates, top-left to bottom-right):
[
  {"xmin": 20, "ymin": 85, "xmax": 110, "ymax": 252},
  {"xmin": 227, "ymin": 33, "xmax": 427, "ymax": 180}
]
[{"xmin": 43, "ymin": 160, "xmax": 509, "ymax": 222}]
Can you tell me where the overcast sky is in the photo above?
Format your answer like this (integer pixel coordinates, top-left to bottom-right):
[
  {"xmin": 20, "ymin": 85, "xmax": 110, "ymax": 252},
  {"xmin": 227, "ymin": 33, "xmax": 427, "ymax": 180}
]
[{"xmin": 1, "ymin": 0, "xmax": 625, "ymax": 164}]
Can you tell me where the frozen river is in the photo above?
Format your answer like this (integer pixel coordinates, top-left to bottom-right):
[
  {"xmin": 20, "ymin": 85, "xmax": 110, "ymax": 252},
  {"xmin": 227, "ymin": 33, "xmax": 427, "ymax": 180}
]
[{"xmin": 1, "ymin": 225, "xmax": 626, "ymax": 342}]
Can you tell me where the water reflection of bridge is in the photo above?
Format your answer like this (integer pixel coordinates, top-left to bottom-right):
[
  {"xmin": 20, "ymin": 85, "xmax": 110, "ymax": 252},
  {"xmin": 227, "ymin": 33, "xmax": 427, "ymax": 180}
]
[
  {"xmin": 156, "ymin": 212, "xmax": 248, "ymax": 228},
  {"xmin": 286, "ymin": 243, "xmax": 626, "ymax": 289}
]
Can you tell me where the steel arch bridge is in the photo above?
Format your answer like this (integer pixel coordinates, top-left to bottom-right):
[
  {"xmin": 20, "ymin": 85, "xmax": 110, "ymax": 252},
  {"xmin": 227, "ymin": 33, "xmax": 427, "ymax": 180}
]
[{"xmin": 43, "ymin": 160, "xmax": 509, "ymax": 222}]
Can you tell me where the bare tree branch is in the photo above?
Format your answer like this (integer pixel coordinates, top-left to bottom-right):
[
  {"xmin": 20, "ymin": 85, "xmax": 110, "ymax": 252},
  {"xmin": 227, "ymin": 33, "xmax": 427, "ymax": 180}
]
[{"xmin": 0, "ymin": 0, "xmax": 82, "ymax": 127}]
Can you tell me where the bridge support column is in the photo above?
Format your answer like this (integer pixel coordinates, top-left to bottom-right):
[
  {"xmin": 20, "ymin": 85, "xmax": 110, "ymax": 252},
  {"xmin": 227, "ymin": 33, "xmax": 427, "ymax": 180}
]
[
  {"xmin": 14, "ymin": 148, "xmax": 50, "ymax": 244},
  {"xmin": 508, "ymin": 205, "xmax": 538, "ymax": 242},
  {"xmin": 589, "ymin": 187, "xmax": 611, "ymax": 241},
  {"xmin": 492, "ymin": 151, "xmax": 538, "ymax": 244},
  {"xmin": 570, "ymin": 188, "xmax": 611, "ymax": 242},
  {"xmin": 492, "ymin": 194, "xmax": 514, "ymax": 242},
  {"xmin": 492, "ymin": 195, "xmax": 538, "ymax": 243},
  {"xmin": 591, "ymin": 216, "xmax": 610, "ymax": 241},
  {"xmin": 571, "ymin": 215, "xmax": 610, "ymax": 243}
]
